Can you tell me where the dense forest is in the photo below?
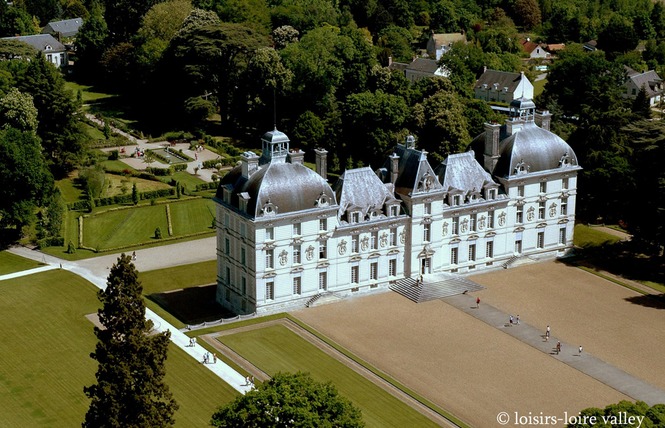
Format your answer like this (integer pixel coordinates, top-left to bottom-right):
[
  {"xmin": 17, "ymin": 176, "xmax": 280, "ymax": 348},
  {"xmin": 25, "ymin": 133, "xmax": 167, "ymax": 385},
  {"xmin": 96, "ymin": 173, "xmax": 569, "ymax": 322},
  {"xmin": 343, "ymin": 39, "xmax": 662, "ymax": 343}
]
[{"xmin": 0, "ymin": 0, "xmax": 663, "ymax": 251}]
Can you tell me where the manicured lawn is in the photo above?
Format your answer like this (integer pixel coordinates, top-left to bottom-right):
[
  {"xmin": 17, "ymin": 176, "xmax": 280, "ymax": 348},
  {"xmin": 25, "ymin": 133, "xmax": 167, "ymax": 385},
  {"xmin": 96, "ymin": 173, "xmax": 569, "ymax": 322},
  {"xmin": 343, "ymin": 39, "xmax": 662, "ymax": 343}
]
[
  {"xmin": 56, "ymin": 174, "xmax": 84, "ymax": 204},
  {"xmin": 219, "ymin": 324, "xmax": 440, "ymax": 428},
  {"xmin": 101, "ymin": 173, "xmax": 172, "ymax": 198},
  {"xmin": 165, "ymin": 171, "xmax": 207, "ymax": 192},
  {"xmin": 573, "ymin": 224, "xmax": 622, "ymax": 248},
  {"xmin": 0, "ymin": 251, "xmax": 44, "ymax": 275},
  {"xmin": 139, "ymin": 260, "xmax": 217, "ymax": 295},
  {"xmin": 83, "ymin": 205, "xmax": 170, "ymax": 250},
  {"xmin": 533, "ymin": 77, "xmax": 547, "ymax": 97},
  {"xmin": 0, "ymin": 269, "xmax": 238, "ymax": 427},
  {"xmin": 81, "ymin": 121, "xmax": 106, "ymax": 140},
  {"xmin": 170, "ymin": 198, "xmax": 216, "ymax": 235},
  {"xmin": 100, "ymin": 160, "xmax": 134, "ymax": 173},
  {"xmin": 64, "ymin": 81, "xmax": 116, "ymax": 103}
]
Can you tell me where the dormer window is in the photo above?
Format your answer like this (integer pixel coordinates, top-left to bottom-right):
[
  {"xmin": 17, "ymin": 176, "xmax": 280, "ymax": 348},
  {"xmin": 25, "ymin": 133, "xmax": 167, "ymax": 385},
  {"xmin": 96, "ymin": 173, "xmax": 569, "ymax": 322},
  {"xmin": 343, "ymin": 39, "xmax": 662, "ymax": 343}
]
[
  {"xmin": 452, "ymin": 195, "xmax": 461, "ymax": 206},
  {"xmin": 389, "ymin": 205, "xmax": 398, "ymax": 217},
  {"xmin": 222, "ymin": 186, "xmax": 231, "ymax": 204},
  {"xmin": 262, "ymin": 199, "xmax": 277, "ymax": 216},
  {"xmin": 351, "ymin": 212, "xmax": 360, "ymax": 223},
  {"xmin": 559, "ymin": 152, "xmax": 571, "ymax": 167},
  {"xmin": 486, "ymin": 188, "xmax": 497, "ymax": 200},
  {"xmin": 238, "ymin": 192, "xmax": 250, "ymax": 212},
  {"xmin": 316, "ymin": 193, "xmax": 329, "ymax": 207},
  {"xmin": 45, "ymin": 45, "xmax": 52, "ymax": 51}
]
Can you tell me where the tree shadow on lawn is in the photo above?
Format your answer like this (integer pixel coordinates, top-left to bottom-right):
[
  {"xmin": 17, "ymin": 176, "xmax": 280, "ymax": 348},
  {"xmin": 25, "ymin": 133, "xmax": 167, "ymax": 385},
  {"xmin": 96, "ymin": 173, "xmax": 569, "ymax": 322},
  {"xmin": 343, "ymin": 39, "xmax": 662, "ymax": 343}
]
[
  {"xmin": 624, "ymin": 294, "xmax": 665, "ymax": 309},
  {"xmin": 147, "ymin": 284, "xmax": 236, "ymax": 325}
]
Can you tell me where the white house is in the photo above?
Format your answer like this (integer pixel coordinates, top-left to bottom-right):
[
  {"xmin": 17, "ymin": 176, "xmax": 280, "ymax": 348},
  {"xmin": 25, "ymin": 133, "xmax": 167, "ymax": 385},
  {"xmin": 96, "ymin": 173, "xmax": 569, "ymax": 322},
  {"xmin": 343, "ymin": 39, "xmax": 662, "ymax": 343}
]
[
  {"xmin": 1, "ymin": 34, "xmax": 67, "ymax": 68},
  {"xmin": 214, "ymin": 99, "xmax": 581, "ymax": 315},
  {"xmin": 623, "ymin": 67, "xmax": 663, "ymax": 106},
  {"xmin": 474, "ymin": 69, "xmax": 534, "ymax": 104}
]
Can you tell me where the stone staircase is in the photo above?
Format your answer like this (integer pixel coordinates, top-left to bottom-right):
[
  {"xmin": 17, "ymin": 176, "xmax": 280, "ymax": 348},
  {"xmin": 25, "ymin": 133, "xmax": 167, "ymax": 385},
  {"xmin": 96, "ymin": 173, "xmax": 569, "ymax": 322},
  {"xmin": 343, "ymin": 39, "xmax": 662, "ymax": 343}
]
[
  {"xmin": 390, "ymin": 273, "xmax": 485, "ymax": 303},
  {"xmin": 502, "ymin": 255, "xmax": 520, "ymax": 269}
]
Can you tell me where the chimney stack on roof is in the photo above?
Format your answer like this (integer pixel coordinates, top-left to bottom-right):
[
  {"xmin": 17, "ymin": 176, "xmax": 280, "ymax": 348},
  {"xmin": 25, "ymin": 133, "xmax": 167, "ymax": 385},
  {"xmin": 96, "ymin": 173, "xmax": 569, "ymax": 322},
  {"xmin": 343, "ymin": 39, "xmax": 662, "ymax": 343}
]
[{"xmin": 314, "ymin": 148, "xmax": 328, "ymax": 180}]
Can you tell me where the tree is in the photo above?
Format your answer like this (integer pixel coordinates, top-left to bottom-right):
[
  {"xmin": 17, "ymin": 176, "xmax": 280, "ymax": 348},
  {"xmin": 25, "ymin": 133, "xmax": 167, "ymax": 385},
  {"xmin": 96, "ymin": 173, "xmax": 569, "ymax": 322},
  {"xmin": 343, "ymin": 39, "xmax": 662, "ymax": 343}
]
[
  {"xmin": 271, "ymin": 0, "xmax": 341, "ymax": 34},
  {"xmin": 567, "ymin": 401, "xmax": 663, "ymax": 428},
  {"xmin": 0, "ymin": 128, "xmax": 54, "ymax": 231},
  {"xmin": 103, "ymin": 0, "xmax": 164, "ymax": 43},
  {"xmin": 631, "ymin": 85, "xmax": 651, "ymax": 119},
  {"xmin": 83, "ymin": 254, "xmax": 178, "ymax": 428},
  {"xmin": 75, "ymin": 1, "xmax": 109, "ymax": 79},
  {"xmin": 18, "ymin": 54, "xmax": 84, "ymax": 174},
  {"xmin": 132, "ymin": 183, "xmax": 139, "ymax": 205},
  {"xmin": 0, "ymin": 87, "xmax": 38, "ymax": 132},
  {"xmin": 25, "ymin": 0, "xmax": 62, "ymax": 26},
  {"xmin": 211, "ymin": 372, "xmax": 364, "ymax": 428},
  {"xmin": 597, "ymin": 15, "xmax": 639, "ymax": 57},
  {"xmin": 512, "ymin": 0, "xmax": 541, "ymax": 30},
  {"xmin": 376, "ymin": 25, "xmax": 413, "ymax": 64},
  {"xmin": 272, "ymin": 25, "xmax": 299, "ymax": 50},
  {"xmin": 0, "ymin": 40, "xmax": 39, "ymax": 61},
  {"xmin": 0, "ymin": 2, "xmax": 39, "ymax": 37}
]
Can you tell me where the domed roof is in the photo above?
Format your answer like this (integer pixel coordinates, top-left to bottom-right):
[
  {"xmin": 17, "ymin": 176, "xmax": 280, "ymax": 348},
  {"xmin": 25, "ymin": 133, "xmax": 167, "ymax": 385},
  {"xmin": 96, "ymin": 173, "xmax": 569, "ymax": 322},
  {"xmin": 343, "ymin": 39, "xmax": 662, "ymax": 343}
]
[
  {"xmin": 493, "ymin": 122, "xmax": 579, "ymax": 177},
  {"xmin": 261, "ymin": 128, "xmax": 290, "ymax": 144},
  {"xmin": 218, "ymin": 161, "xmax": 336, "ymax": 218}
]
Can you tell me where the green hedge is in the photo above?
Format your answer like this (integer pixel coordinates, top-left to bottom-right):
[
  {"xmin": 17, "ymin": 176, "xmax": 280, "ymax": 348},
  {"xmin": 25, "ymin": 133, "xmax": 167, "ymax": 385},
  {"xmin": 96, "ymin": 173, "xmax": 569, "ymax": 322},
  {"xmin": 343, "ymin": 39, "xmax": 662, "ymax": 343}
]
[
  {"xmin": 195, "ymin": 182, "xmax": 218, "ymax": 192},
  {"xmin": 67, "ymin": 188, "xmax": 175, "ymax": 210}
]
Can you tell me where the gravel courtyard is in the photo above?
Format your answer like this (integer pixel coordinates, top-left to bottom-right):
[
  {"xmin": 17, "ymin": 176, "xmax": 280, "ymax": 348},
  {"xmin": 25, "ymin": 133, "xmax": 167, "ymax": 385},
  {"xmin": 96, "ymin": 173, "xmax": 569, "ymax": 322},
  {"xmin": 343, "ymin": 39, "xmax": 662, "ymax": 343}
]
[{"xmin": 292, "ymin": 260, "xmax": 665, "ymax": 426}]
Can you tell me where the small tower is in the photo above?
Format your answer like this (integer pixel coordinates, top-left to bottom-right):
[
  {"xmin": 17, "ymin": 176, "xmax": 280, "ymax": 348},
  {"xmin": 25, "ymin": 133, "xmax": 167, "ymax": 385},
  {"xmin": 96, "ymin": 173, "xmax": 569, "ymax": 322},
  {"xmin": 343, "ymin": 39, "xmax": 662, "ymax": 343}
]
[{"xmin": 259, "ymin": 128, "xmax": 290, "ymax": 164}]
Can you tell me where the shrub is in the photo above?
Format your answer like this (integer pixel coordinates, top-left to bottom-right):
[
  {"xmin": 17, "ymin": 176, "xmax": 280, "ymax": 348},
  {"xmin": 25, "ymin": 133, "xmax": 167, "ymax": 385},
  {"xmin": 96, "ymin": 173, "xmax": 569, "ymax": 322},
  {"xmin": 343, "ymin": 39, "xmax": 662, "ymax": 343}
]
[{"xmin": 154, "ymin": 227, "xmax": 162, "ymax": 239}]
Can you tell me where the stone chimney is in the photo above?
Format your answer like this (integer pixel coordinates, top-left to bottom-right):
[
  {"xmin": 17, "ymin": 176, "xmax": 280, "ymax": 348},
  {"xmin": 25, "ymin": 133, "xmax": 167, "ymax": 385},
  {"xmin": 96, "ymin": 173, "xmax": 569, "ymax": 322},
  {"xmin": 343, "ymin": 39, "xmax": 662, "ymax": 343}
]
[
  {"xmin": 314, "ymin": 148, "xmax": 328, "ymax": 180},
  {"xmin": 483, "ymin": 122, "xmax": 501, "ymax": 173},
  {"xmin": 405, "ymin": 135, "xmax": 416, "ymax": 149},
  {"xmin": 535, "ymin": 110, "xmax": 552, "ymax": 131},
  {"xmin": 390, "ymin": 153, "xmax": 400, "ymax": 184},
  {"xmin": 241, "ymin": 151, "xmax": 259, "ymax": 178},
  {"xmin": 288, "ymin": 148, "xmax": 305, "ymax": 165}
]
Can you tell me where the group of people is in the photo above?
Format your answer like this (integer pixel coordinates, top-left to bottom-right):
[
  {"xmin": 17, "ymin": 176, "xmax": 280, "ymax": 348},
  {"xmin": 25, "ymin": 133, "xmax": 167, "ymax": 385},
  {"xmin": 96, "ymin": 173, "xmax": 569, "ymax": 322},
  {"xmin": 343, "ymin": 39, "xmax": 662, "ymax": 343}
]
[
  {"xmin": 546, "ymin": 326, "xmax": 583, "ymax": 356},
  {"xmin": 244, "ymin": 376, "xmax": 255, "ymax": 387},
  {"xmin": 203, "ymin": 352, "xmax": 217, "ymax": 364}
]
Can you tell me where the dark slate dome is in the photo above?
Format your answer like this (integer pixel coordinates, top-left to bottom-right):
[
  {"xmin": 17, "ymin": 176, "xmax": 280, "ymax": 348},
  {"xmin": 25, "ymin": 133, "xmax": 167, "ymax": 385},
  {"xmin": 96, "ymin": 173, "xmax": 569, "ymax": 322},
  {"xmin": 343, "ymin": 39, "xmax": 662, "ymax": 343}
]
[
  {"xmin": 493, "ymin": 122, "xmax": 578, "ymax": 177},
  {"xmin": 218, "ymin": 162, "xmax": 336, "ymax": 218}
]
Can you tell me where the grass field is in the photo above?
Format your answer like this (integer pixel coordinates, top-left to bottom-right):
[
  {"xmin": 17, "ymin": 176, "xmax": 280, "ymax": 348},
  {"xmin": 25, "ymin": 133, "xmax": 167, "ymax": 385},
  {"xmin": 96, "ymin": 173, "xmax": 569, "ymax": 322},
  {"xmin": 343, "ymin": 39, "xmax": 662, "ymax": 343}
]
[
  {"xmin": 63, "ymin": 81, "xmax": 116, "ymax": 103},
  {"xmin": 0, "ymin": 269, "xmax": 238, "ymax": 427},
  {"xmin": 171, "ymin": 199, "xmax": 216, "ymax": 235},
  {"xmin": 100, "ymin": 173, "xmax": 172, "ymax": 198},
  {"xmin": 573, "ymin": 224, "xmax": 623, "ymax": 247},
  {"xmin": 163, "ymin": 171, "xmax": 208, "ymax": 192},
  {"xmin": 139, "ymin": 260, "xmax": 217, "ymax": 295},
  {"xmin": 218, "ymin": 324, "xmax": 440, "ymax": 428},
  {"xmin": 55, "ymin": 174, "xmax": 84, "ymax": 204},
  {"xmin": 0, "ymin": 252, "xmax": 44, "ymax": 275},
  {"xmin": 83, "ymin": 205, "xmax": 170, "ymax": 250}
]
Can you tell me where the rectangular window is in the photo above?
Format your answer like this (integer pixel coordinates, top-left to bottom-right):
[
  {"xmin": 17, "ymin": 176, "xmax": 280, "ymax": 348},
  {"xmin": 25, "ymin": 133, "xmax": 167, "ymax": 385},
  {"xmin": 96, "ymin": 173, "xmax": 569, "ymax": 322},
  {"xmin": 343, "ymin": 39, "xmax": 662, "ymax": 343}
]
[
  {"xmin": 370, "ymin": 262, "xmax": 378, "ymax": 280},
  {"xmin": 319, "ymin": 241, "xmax": 327, "ymax": 259},
  {"xmin": 390, "ymin": 205, "xmax": 398, "ymax": 216},
  {"xmin": 537, "ymin": 232, "xmax": 545, "ymax": 248},
  {"xmin": 423, "ymin": 224, "xmax": 431, "ymax": 242},
  {"xmin": 561, "ymin": 198, "xmax": 568, "ymax": 215},
  {"xmin": 351, "ymin": 266, "xmax": 359, "ymax": 283},
  {"xmin": 562, "ymin": 178, "xmax": 569, "ymax": 189},
  {"xmin": 266, "ymin": 282, "xmax": 274, "ymax": 300},
  {"xmin": 319, "ymin": 272, "xmax": 327, "ymax": 291},
  {"xmin": 241, "ymin": 247, "xmax": 246, "ymax": 265},
  {"xmin": 470, "ymin": 214, "xmax": 477, "ymax": 232},
  {"xmin": 293, "ymin": 245, "xmax": 301, "ymax": 264},
  {"xmin": 515, "ymin": 240, "xmax": 522, "ymax": 254},
  {"xmin": 265, "ymin": 227, "xmax": 274, "ymax": 240},
  {"xmin": 469, "ymin": 244, "xmax": 476, "ymax": 261},
  {"xmin": 424, "ymin": 202, "xmax": 431, "ymax": 215},
  {"xmin": 486, "ymin": 241, "xmax": 494, "ymax": 258},
  {"xmin": 241, "ymin": 277, "xmax": 246, "ymax": 295},
  {"xmin": 486, "ymin": 188, "xmax": 497, "ymax": 200},
  {"xmin": 266, "ymin": 249, "xmax": 274, "ymax": 269},
  {"xmin": 352, "ymin": 235, "xmax": 359, "ymax": 253},
  {"xmin": 559, "ymin": 228, "xmax": 567, "ymax": 244},
  {"xmin": 452, "ymin": 195, "xmax": 461, "ymax": 206},
  {"xmin": 517, "ymin": 185, "xmax": 524, "ymax": 197},
  {"xmin": 319, "ymin": 218, "xmax": 327, "ymax": 231},
  {"xmin": 540, "ymin": 182, "xmax": 547, "ymax": 193},
  {"xmin": 371, "ymin": 231, "xmax": 378, "ymax": 249},
  {"xmin": 225, "ymin": 238, "xmax": 230, "ymax": 254},
  {"xmin": 224, "ymin": 213, "xmax": 229, "ymax": 227},
  {"xmin": 451, "ymin": 247, "xmax": 458, "ymax": 264},
  {"xmin": 488, "ymin": 211, "xmax": 494, "ymax": 229},
  {"xmin": 538, "ymin": 201, "xmax": 545, "ymax": 220},
  {"xmin": 452, "ymin": 217, "xmax": 459, "ymax": 235},
  {"xmin": 389, "ymin": 259, "xmax": 396, "ymax": 276},
  {"xmin": 225, "ymin": 267, "xmax": 230, "ymax": 283},
  {"xmin": 389, "ymin": 228, "xmax": 397, "ymax": 246},
  {"xmin": 240, "ymin": 223, "xmax": 246, "ymax": 238},
  {"xmin": 293, "ymin": 222, "xmax": 301, "ymax": 235},
  {"xmin": 516, "ymin": 206, "xmax": 523, "ymax": 223},
  {"xmin": 352, "ymin": 212, "xmax": 360, "ymax": 223},
  {"xmin": 293, "ymin": 277, "xmax": 301, "ymax": 295}
]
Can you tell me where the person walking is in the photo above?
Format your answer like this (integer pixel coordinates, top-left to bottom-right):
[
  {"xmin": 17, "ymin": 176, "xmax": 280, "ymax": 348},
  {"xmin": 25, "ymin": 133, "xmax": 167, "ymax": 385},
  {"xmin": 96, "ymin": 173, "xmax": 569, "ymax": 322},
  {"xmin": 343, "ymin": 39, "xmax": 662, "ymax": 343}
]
[
  {"xmin": 579, "ymin": 345, "xmax": 583, "ymax": 355},
  {"xmin": 476, "ymin": 297, "xmax": 480, "ymax": 308},
  {"xmin": 509, "ymin": 315, "xmax": 514, "ymax": 326},
  {"xmin": 545, "ymin": 325, "xmax": 550, "ymax": 341},
  {"xmin": 516, "ymin": 315, "xmax": 520, "ymax": 325},
  {"xmin": 556, "ymin": 341, "xmax": 561, "ymax": 355}
]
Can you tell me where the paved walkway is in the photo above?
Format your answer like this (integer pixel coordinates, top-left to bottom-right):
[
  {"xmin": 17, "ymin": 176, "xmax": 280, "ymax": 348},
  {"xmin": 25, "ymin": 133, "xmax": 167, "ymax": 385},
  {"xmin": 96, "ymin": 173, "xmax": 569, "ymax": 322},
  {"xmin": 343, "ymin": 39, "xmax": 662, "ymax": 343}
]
[
  {"xmin": 444, "ymin": 292, "xmax": 665, "ymax": 406},
  {"xmin": 5, "ymin": 240, "xmax": 250, "ymax": 394}
]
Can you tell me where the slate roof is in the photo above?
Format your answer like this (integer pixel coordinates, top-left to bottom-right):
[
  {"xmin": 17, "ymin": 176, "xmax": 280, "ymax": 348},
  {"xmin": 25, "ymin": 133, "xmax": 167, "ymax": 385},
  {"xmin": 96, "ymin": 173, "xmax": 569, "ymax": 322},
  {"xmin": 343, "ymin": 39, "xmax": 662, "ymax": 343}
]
[
  {"xmin": 625, "ymin": 67, "xmax": 663, "ymax": 98},
  {"xmin": 3, "ymin": 34, "xmax": 66, "ymax": 53},
  {"xmin": 42, "ymin": 18, "xmax": 83, "ymax": 37},
  {"xmin": 406, "ymin": 58, "xmax": 439, "ymax": 74},
  {"xmin": 434, "ymin": 151, "xmax": 497, "ymax": 194},
  {"xmin": 333, "ymin": 167, "xmax": 398, "ymax": 220},
  {"xmin": 383, "ymin": 141, "xmax": 442, "ymax": 197},
  {"xmin": 474, "ymin": 70, "xmax": 524, "ymax": 93}
]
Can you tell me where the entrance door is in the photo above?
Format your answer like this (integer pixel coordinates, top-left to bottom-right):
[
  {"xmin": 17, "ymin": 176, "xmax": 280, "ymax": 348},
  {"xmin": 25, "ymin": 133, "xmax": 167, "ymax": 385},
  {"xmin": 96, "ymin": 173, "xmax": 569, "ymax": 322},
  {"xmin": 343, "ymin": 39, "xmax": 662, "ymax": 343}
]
[{"xmin": 421, "ymin": 257, "xmax": 430, "ymax": 275}]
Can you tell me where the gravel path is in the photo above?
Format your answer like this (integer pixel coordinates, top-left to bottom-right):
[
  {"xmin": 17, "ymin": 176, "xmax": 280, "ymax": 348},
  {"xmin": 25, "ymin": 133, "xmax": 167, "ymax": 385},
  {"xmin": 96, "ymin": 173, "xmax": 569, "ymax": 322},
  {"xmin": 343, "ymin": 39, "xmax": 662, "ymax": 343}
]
[{"xmin": 292, "ymin": 259, "xmax": 665, "ymax": 426}]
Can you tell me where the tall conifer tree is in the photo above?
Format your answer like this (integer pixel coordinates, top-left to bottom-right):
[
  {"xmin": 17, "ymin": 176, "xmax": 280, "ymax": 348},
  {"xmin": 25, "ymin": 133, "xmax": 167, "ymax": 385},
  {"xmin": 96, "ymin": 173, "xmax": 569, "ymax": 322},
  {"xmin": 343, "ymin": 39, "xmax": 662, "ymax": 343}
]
[{"xmin": 83, "ymin": 254, "xmax": 178, "ymax": 428}]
